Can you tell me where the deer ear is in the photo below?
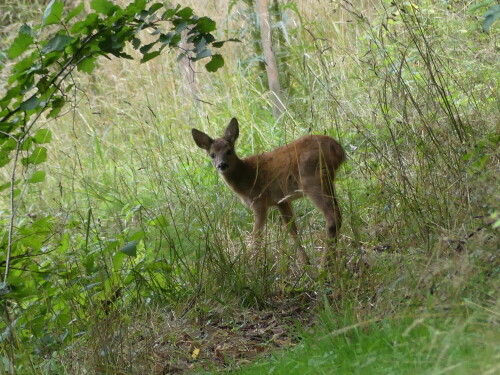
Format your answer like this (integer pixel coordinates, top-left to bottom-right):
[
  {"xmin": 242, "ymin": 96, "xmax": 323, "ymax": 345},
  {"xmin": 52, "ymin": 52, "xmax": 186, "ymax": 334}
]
[
  {"xmin": 224, "ymin": 118, "xmax": 239, "ymax": 144},
  {"xmin": 191, "ymin": 129, "xmax": 214, "ymax": 151}
]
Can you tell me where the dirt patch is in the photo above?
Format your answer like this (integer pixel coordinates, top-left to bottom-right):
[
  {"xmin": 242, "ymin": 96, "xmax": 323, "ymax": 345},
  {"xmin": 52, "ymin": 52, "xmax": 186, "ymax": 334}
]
[
  {"xmin": 63, "ymin": 294, "xmax": 317, "ymax": 374},
  {"xmin": 151, "ymin": 297, "xmax": 315, "ymax": 374}
]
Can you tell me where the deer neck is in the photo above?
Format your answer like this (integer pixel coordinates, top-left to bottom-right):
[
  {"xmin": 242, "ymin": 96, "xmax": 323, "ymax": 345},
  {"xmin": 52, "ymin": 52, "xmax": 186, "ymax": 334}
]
[{"xmin": 221, "ymin": 157, "xmax": 257, "ymax": 196}]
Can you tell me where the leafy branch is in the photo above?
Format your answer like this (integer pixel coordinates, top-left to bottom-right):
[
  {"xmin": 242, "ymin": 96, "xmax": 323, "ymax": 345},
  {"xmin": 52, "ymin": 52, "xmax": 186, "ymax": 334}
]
[
  {"xmin": 0, "ymin": 0, "xmax": 234, "ymax": 283},
  {"xmin": 1, "ymin": 0, "xmax": 229, "ymax": 138}
]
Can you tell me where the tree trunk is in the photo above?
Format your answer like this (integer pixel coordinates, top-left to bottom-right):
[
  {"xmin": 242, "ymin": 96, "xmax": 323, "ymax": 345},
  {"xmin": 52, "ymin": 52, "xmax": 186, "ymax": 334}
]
[
  {"xmin": 178, "ymin": 30, "xmax": 201, "ymax": 110},
  {"xmin": 256, "ymin": 0, "xmax": 284, "ymax": 119}
]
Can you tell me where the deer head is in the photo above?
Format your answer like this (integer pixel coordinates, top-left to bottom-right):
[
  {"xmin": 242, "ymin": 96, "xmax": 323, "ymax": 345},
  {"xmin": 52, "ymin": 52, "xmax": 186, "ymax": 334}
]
[{"xmin": 191, "ymin": 118, "xmax": 240, "ymax": 174}]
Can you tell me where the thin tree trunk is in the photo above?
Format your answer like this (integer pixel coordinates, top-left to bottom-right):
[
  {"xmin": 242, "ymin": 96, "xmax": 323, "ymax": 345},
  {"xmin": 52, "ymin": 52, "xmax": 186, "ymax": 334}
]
[
  {"xmin": 256, "ymin": 0, "xmax": 284, "ymax": 119},
  {"xmin": 178, "ymin": 30, "xmax": 201, "ymax": 110}
]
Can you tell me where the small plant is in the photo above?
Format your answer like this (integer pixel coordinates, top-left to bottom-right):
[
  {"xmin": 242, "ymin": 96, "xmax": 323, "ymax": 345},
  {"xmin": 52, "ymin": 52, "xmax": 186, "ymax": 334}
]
[
  {"xmin": 0, "ymin": 0, "xmax": 235, "ymax": 371},
  {"xmin": 469, "ymin": 1, "xmax": 500, "ymax": 32}
]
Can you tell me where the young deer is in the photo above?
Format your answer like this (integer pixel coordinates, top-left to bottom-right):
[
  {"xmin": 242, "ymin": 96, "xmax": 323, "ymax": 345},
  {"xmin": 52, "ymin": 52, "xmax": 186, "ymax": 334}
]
[{"xmin": 191, "ymin": 118, "xmax": 345, "ymax": 268}]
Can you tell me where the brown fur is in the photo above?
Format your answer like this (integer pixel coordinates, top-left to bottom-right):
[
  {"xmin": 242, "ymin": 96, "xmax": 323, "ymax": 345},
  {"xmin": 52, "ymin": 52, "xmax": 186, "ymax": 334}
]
[{"xmin": 192, "ymin": 118, "xmax": 345, "ymax": 268}]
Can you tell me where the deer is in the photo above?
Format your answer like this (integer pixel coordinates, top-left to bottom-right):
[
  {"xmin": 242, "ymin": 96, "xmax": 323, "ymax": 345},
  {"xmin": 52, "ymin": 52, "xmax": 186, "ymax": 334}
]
[{"xmin": 191, "ymin": 118, "xmax": 345, "ymax": 269}]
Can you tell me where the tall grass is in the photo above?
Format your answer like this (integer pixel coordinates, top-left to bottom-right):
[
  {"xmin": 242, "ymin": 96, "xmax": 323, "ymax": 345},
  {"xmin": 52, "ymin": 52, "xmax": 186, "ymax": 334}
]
[
  {"xmin": 0, "ymin": 0, "xmax": 498, "ymax": 373},
  {"xmin": 236, "ymin": 300, "xmax": 500, "ymax": 375}
]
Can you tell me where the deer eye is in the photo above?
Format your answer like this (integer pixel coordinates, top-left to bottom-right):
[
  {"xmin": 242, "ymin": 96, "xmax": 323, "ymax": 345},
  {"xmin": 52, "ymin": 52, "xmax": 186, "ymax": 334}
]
[
  {"xmin": 226, "ymin": 150, "xmax": 233, "ymax": 156},
  {"xmin": 209, "ymin": 153, "xmax": 215, "ymax": 159}
]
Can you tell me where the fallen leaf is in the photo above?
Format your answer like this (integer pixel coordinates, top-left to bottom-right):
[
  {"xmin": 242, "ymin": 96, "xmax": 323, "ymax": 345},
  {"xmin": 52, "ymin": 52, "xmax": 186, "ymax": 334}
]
[{"xmin": 191, "ymin": 347, "xmax": 200, "ymax": 359}]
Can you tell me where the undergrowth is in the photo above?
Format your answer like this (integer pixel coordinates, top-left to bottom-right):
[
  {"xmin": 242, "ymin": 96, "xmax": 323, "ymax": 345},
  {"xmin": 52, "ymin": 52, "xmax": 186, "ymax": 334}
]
[
  {"xmin": 0, "ymin": 0, "xmax": 498, "ymax": 373},
  {"xmin": 236, "ymin": 299, "xmax": 500, "ymax": 375}
]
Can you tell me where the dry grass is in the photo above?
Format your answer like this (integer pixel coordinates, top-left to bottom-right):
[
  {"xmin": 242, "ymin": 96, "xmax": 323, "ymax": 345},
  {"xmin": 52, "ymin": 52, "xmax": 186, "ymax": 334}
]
[{"xmin": 54, "ymin": 296, "xmax": 315, "ymax": 374}]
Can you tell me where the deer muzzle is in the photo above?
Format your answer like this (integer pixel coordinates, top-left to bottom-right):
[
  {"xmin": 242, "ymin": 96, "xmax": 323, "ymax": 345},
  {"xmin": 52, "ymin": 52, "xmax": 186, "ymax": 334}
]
[{"xmin": 217, "ymin": 163, "xmax": 229, "ymax": 171}]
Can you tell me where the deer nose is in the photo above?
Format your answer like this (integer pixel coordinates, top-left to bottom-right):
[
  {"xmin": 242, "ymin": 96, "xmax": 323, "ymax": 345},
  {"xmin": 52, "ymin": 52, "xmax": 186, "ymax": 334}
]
[{"xmin": 217, "ymin": 163, "xmax": 229, "ymax": 171}]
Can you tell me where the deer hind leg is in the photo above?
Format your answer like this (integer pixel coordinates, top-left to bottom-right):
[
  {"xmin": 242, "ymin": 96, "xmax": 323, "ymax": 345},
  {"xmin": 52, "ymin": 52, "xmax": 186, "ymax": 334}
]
[
  {"xmin": 304, "ymin": 180, "xmax": 342, "ymax": 269},
  {"xmin": 277, "ymin": 201, "xmax": 310, "ymax": 266}
]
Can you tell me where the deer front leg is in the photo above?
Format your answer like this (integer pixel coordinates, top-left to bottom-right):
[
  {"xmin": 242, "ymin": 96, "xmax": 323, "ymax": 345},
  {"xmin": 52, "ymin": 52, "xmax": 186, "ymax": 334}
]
[
  {"xmin": 277, "ymin": 202, "xmax": 310, "ymax": 266},
  {"xmin": 251, "ymin": 201, "xmax": 267, "ymax": 247}
]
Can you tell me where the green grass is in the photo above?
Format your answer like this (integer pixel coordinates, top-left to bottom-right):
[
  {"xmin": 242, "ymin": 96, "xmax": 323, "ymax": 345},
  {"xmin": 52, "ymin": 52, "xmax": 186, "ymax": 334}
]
[{"xmin": 235, "ymin": 302, "xmax": 500, "ymax": 375}]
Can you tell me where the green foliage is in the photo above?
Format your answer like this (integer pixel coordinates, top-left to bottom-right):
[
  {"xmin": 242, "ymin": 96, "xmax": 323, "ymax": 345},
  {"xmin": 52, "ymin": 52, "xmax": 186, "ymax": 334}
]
[
  {"xmin": 5, "ymin": 24, "xmax": 33, "ymax": 59},
  {"xmin": 205, "ymin": 53, "xmax": 225, "ymax": 72},
  {"xmin": 468, "ymin": 1, "xmax": 500, "ymax": 32},
  {"xmin": 236, "ymin": 304, "xmax": 500, "ymax": 375},
  {"xmin": 0, "ymin": 0, "xmax": 234, "ymax": 370},
  {"xmin": 483, "ymin": 5, "xmax": 500, "ymax": 32},
  {"xmin": 119, "ymin": 241, "xmax": 138, "ymax": 257},
  {"xmin": 42, "ymin": 0, "xmax": 64, "ymax": 27},
  {"xmin": 21, "ymin": 146, "xmax": 47, "ymax": 165},
  {"xmin": 27, "ymin": 170, "xmax": 45, "ymax": 183},
  {"xmin": 0, "ymin": 0, "xmax": 230, "ymax": 175}
]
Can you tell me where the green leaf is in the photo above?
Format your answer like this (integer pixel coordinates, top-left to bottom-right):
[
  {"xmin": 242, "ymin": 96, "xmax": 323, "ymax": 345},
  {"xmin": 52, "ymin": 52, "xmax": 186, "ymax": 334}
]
[
  {"xmin": 36, "ymin": 76, "xmax": 50, "ymax": 92},
  {"xmin": 212, "ymin": 38, "xmax": 241, "ymax": 48},
  {"xmin": 162, "ymin": 4, "xmax": 180, "ymax": 20},
  {"xmin": 71, "ymin": 13, "xmax": 99, "ymax": 34},
  {"xmin": 123, "ymin": 0, "xmax": 146, "ymax": 16},
  {"xmin": 77, "ymin": 56, "xmax": 96, "ymax": 74},
  {"xmin": 1, "ymin": 87, "xmax": 20, "ymax": 109},
  {"xmin": 0, "ymin": 181, "xmax": 10, "ymax": 192},
  {"xmin": 140, "ymin": 42, "xmax": 156, "ymax": 54},
  {"xmin": 42, "ymin": 0, "xmax": 55, "ymax": 26},
  {"xmin": 134, "ymin": 0, "xmax": 147, "ymax": 9},
  {"xmin": 132, "ymin": 37, "xmax": 141, "ymax": 50},
  {"xmin": 19, "ymin": 23, "xmax": 33, "ymax": 36},
  {"xmin": 120, "ymin": 241, "xmax": 138, "ymax": 257},
  {"xmin": 159, "ymin": 32, "xmax": 172, "ymax": 44},
  {"xmin": 129, "ymin": 231, "xmax": 146, "ymax": 241},
  {"xmin": 20, "ymin": 96, "xmax": 39, "ymax": 111},
  {"xmin": 148, "ymin": 3, "xmax": 163, "ymax": 15},
  {"xmin": 0, "ymin": 152, "xmax": 10, "ymax": 168},
  {"xmin": 141, "ymin": 50, "xmax": 161, "ymax": 63},
  {"xmin": 1, "ymin": 138, "xmax": 17, "ymax": 152},
  {"xmin": 28, "ymin": 171, "xmax": 46, "ymax": 184},
  {"xmin": 21, "ymin": 147, "xmax": 47, "ymax": 166},
  {"xmin": 468, "ymin": 0, "xmax": 496, "ymax": 13},
  {"xmin": 212, "ymin": 38, "xmax": 240, "ymax": 48},
  {"xmin": 175, "ymin": 21, "xmax": 189, "ymax": 33},
  {"xmin": 483, "ymin": 5, "xmax": 500, "ymax": 32},
  {"xmin": 65, "ymin": 3, "xmax": 85, "ymax": 22},
  {"xmin": 192, "ymin": 33, "xmax": 214, "ymax": 45},
  {"xmin": 98, "ymin": 34, "xmax": 125, "ymax": 55},
  {"xmin": 48, "ymin": 97, "xmax": 65, "ymax": 118},
  {"xmin": 42, "ymin": 34, "xmax": 74, "ymax": 54},
  {"xmin": 194, "ymin": 37, "xmax": 208, "ymax": 53},
  {"xmin": 20, "ymin": 138, "xmax": 32, "ymax": 151},
  {"xmin": 195, "ymin": 48, "xmax": 212, "ymax": 61},
  {"xmin": 91, "ymin": 0, "xmax": 118, "ymax": 15},
  {"xmin": 176, "ymin": 7, "xmax": 193, "ymax": 20},
  {"xmin": 205, "ymin": 54, "xmax": 224, "ymax": 72},
  {"xmin": 113, "ymin": 251, "xmax": 126, "ymax": 271},
  {"xmin": 33, "ymin": 129, "xmax": 52, "ymax": 144},
  {"xmin": 7, "ymin": 25, "xmax": 34, "ymax": 59},
  {"xmin": 42, "ymin": 0, "xmax": 64, "ymax": 27},
  {"xmin": 196, "ymin": 17, "xmax": 216, "ymax": 33},
  {"xmin": 0, "ymin": 121, "xmax": 14, "ymax": 134},
  {"xmin": 117, "ymin": 52, "xmax": 134, "ymax": 60}
]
